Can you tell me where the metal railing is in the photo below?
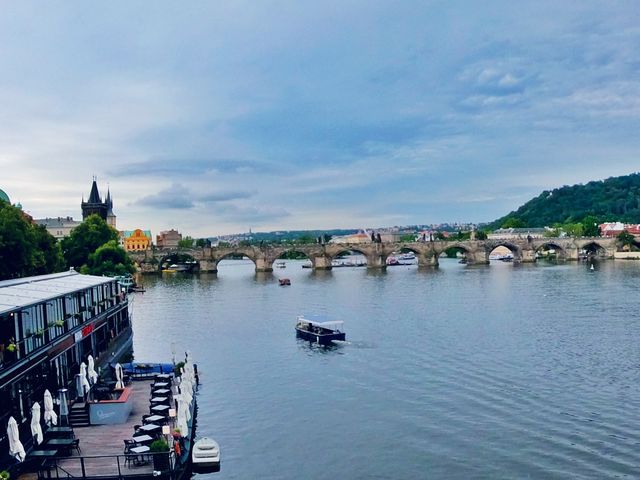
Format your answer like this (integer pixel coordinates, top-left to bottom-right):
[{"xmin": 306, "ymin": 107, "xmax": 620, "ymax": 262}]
[{"xmin": 37, "ymin": 451, "xmax": 180, "ymax": 479}]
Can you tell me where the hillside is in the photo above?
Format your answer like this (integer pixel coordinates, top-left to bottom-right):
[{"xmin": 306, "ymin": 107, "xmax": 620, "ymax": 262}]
[{"xmin": 491, "ymin": 173, "xmax": 640, "ymax": 228}]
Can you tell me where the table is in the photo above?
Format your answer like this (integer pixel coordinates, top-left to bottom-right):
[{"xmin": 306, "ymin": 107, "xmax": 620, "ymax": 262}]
[
  {"xmin": 145, "ymin": 415, "xmax": 164, "ymax": 423},
  {"xmin": 152, "ymin": 382, "xmax": 169, "ymax": 388},
  {"xmin": 46, "ymin": 426, "xmax": 74, "ymax": 438},
  {"xmin": 132, "ymin": 434, "xmax": 153, "ymax": 444},
  {"xmin": 153, "ymin": 388, "xmax": 171, "ymax": 395},
  {"xmin": 138, "ymin": 423, "xmax": 161, "ymax": 433},
  {"xmin": 156, "ymin": 373, "xmax": 172, "ymax": 380},
  {"xmin": 46, "ymin": 438, "xmax": 75, "ymax": 446},
  {"xmin": 129, "ymin": 445, "xmax": 151, "ymax": 466},
  {"xmin": 151, "ymin": 405, "xmax": 170, "ymax": 414},
  {"xmin": 150, "ymin": 396, "xmax": 169, "ymax": 404},
  {"xmin": 28, "ymin": 449, "xmax": 58, "ymax": 457}
]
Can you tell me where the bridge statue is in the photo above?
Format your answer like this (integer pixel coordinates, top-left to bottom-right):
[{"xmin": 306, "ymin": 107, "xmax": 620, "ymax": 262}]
[{"xmin": 127, "ymin": 237, "xmax": 618, "ymax": 274}]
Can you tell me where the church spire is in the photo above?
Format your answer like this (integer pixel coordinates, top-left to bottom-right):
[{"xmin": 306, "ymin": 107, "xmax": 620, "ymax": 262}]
[{"xmin": 88, "ymin": 178, "xmax": 101, "ymax": 203}]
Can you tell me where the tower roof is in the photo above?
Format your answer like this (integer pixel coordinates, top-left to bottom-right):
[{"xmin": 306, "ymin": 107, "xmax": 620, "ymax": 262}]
[
  {"xmin": 0, "ymin": 188, "xmax": 9, "ymax": 203},
  {"xmin": 88, "ymin": 179, "xmax": 101, "ymax": 203}
]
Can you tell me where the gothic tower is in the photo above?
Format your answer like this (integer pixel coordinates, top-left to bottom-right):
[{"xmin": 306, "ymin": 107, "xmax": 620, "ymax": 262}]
[{"xmin": 81, "ymin": 178, "xmax": 109, "ymax": 221}]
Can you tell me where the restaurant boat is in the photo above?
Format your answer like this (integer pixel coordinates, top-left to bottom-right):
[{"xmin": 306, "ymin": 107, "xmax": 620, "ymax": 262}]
[{"xmin": 295, "ymin": 315, "xmax": 346, "ymax": 345}]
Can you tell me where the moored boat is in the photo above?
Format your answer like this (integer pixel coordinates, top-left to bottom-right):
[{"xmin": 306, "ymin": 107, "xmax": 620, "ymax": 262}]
[
  {"xmin": 192, "ymin": 437, "xmax": 221, "ymax": 469},
  {"xmin": 295, "ymin": 315, "xmax": 345, "ymax": 345},
  {"xmin": 279, "ymin": 278, "xmax": 291, "ymax": 286}
]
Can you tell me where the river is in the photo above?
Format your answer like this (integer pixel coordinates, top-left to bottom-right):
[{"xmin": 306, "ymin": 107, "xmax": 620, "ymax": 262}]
[{"xmin": 129, "ymin": 258, "xmax": 640, "ymax": 479}]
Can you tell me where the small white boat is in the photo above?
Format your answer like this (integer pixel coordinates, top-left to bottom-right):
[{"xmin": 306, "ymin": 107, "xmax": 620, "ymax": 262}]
[
  {"xmin": 275, "ymin": 261, "xmax": 286, "ymax": 268},
  {"xmin": 192, "ymin": 437, "xmax": 220, "ymax": 467}
]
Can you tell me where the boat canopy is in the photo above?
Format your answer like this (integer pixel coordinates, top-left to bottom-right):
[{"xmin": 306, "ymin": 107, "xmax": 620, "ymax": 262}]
[{"xmin": 297, "ymin": 315, "xmax": 344, "ymax": 329}]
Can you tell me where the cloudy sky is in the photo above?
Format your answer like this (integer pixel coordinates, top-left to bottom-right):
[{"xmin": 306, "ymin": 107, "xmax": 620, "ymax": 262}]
[{"xmin": 1, "ymin": 1, "xmax": 639, "ymax": 236}]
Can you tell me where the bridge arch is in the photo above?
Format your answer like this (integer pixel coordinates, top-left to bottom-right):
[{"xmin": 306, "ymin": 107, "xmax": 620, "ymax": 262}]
[
  {"xmin": 436, "ymin": 243, "xmax": 472, "ymax": 264},
  {"xmin": 485, "ymin": 241, "xmax": 522, "ymax": 263},
  {"xmin": 579, "ymin": 241, "xmax": 608, "ymax": 259},
  {"xmin": 158, "ymin": 252, "xmax": 200, "ymax": 273},
  {"xmin": 272, "ymin": 249, "xmax": 315, "ymax": 270},
  {"xmin": 534, "ymin": 242, "xmax": 566, "ymax": 261},
  {"xmin": 214, "ymin": 250, "xmax": 259, "ymax": 271},
  {"xmin": 329, "ymin": 247, "xmax": 369, "ymax": 267}
]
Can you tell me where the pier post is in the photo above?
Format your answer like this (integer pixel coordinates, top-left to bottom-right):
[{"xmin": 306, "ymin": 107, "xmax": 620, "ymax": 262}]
[
  {"xmin": 255, "ymin": 257, "xmax": 273, "ymax": 273},
  {"xmin": 199, "ymin": 260, "xmax": 218, "ymax": 273}
]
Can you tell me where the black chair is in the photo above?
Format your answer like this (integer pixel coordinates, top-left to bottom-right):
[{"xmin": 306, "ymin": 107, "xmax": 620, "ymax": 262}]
[
  {"xmin": 71, "ymin": 438, "xmax": 81, "ymax": 455},
  {"xmin": 123, "ymin": 440, "xmax": 136, "ymax": 467},
  {"xmin": 133, "ymin": 424, "xmax": 141, "ymax": 434}
]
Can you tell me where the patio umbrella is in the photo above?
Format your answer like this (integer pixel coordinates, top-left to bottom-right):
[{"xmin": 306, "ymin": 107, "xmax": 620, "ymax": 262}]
[
  {"xmin": 176, "ymin": 396, "xmax": 189, "ymax": 437},
  {"xmin": 87, "ymin": 355, "xmax": 99, "ymax": 385},
  {"xmin": 58, "ymin": 389, "xmax": 69, "ymax": 426},
  {"xmin": 31, "ymin": 402, "xmax": 43, "ymax": 445},
  {"xmin": 43, "ymin": 390, "xmax": 58, "ymax": 426},
  {"xmin": 79, "ymin": 362, "xmax": 91, "ymax": 396},
  {"xmin": 7, "ymin": 416, "xmax": 25, "ymax": 462},
  {"xmin": 115, "ymin": 363, "xmax": 124, "ymax": 389}
]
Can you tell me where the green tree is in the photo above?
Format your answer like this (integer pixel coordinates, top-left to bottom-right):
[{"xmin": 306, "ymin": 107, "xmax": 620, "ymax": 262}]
[
  {"xmin": 501, "ymin": 217, "xmax": 527, "ymax": 228},
  {"xmin": 475, "ymin": 230, "xmax": 488, "ymax": 240},
  {"xmin": 617, "ymin": 230, "xmax": 636, "ymax": 250},
  {"xmin": 581, "ymin": 215, "xmax": 601, "ymax": 237},
  {"xmin": 195, "ymin": 238, "xmax": 207, "ymax": 247},
  {"xmin": 177, "ymin": 236, "xmax": 194, "ymax": 248},
  {"xmin": 61, "ymin": 215, "xmax": 118, "ymax": 269},
  {"xmin": 82, "ymin": 240, "xmax": 135, "ymax": 276},
  {"xmin": 399, "ymin": 234, "xmax": 416, "ymax": 242},
  {"xmin": 0, "ymin": 201, "xmax": 64, "ymax": 280}
]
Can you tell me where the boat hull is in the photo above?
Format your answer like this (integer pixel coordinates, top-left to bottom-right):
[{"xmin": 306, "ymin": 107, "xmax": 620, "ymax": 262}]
[{"xmin": 296, "ymin": 328, "xmax": 346, "ymax": 345}]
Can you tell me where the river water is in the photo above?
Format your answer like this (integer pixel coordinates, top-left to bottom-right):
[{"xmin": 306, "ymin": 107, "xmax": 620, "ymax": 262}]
[{"xmin": 130, "ymin": 258, "xmax": 640, "ymax": 479}]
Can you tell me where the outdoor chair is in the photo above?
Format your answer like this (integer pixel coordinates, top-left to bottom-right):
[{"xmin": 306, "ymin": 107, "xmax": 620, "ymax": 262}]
[{"xmin": 71, "ymin": 438, "xmax": 81, "ymax": 455}]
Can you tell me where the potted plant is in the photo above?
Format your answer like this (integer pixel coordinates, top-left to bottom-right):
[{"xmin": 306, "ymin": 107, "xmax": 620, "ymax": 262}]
[
  {"xmin": 172, "ymin": 428, "xmax": 182, "ymax": 439},
  {"xmin": 6, "ymin": 342, "xmax": 16, "ymax": 353},
  {"xmin": 149, "ymin": 438, "xmax": 170, "ymax": 472},
  {"xmin": 0, "ymin": 470, "xmax": 10, "ymax": 480},
  {"xmin": 54, "ymin": 320, "xmax": 65, "ymax": 327}
]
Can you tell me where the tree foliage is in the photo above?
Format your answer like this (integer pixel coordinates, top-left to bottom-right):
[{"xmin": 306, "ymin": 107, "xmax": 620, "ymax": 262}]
[
  {"xmin": 0, "ymin": 201, "xmax": 65, "ymax": 279},
  {"xmin": 492, "ymin": 173, "xmax": 640, "ymax": 228},
  {"xmin": 82, "ymin": 240, "xmax": 135, "ymax": 276},
  {"xmin": 177, "ymin": 236, "xmax": 194, "ymax": 248},
  {"xmin": 61, "ymin": 214, "xmax": 118, "ymax": 269}
]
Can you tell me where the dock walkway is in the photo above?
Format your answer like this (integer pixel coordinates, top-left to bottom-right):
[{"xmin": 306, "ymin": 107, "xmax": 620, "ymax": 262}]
[{"xmin": 55, "ymin": 379, "xmax": 164, "ymax": 477}]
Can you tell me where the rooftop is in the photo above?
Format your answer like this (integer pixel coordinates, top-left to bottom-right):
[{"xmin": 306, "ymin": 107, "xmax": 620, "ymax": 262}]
[{"xmin": 0, "ymin": 270, "xmax": 114, "ymax": 315}]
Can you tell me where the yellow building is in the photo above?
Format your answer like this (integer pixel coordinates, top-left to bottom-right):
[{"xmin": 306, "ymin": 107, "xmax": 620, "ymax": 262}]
[{"xmin": 122, "ymin": 229, "xmax": 152, "ymax": 251}]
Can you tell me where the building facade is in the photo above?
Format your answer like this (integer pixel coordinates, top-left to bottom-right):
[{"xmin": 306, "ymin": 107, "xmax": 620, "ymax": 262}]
[
  {"xmin": 156, "ymin": 229, "xmax": 182, "ymax": 248},
  {"xmin": 33, "ymin": 217, "xmax": 82, "ymax": 240},
  {"xmin": 0, "ymin": 271, "xmax": 131, "ymax": 465},
  {"xmin": 121, "ymin": 229, "xmax": 152, "ymax": 251}
]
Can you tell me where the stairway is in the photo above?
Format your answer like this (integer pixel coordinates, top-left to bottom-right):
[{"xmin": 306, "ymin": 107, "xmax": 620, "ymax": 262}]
[{"xmin": 69, "ymin": 402, "xmax": 90, "ymax": 427}]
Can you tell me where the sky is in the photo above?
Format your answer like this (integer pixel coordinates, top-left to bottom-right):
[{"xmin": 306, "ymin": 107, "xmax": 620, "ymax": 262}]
[{"xmin": 0, "ymin": 1, "xmax": 639, "ymax": 236}]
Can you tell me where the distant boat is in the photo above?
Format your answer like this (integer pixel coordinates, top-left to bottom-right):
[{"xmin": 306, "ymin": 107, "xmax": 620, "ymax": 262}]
[
  {"xmin": 279, "ymin": 278, "xmax": 291, "ymax": 286},
  {"xmin": 276, "ymin": 261, "xmax": 286, "ymax": 268},
  {"xmin": 295, "ymin": 315, "xmax": 345, "ymax": 345},
  {"xmin": 590, "ymin": 264, "xmax": 595, "ymax": 271}
]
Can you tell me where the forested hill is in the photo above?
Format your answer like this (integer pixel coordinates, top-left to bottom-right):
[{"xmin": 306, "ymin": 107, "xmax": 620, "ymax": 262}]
[{"xmin": 491, "ymin": 173, "xmax": 640, "ymax": 228}]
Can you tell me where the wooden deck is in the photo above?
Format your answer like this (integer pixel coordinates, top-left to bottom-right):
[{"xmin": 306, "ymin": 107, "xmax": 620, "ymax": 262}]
[{"xmin": 54, "ymin": 379, "xmax": 174, "ymax": 477}]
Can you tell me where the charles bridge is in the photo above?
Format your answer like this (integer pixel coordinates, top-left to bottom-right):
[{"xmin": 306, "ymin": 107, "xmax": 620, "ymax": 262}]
[{"xmin": 128, "ymin": 236, "xmax": 619, "ymax": 273}]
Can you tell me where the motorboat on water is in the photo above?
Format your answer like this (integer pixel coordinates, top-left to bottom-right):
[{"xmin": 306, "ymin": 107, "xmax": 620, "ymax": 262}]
[
  {"xmin": 295, "ymin": 315, "xmax": 345, "ymax": 345},
  {"xmin": 279, "ymin": 278, "xmax": 291, "ymax": 286},
  {"xmin": 398, "ymin": 252, "xmax": 416, "ymax": 261},
  {"xmin": 276, "ymin": 261, "xmax": 286, "ymax": 268},
  {"xmin": 115, "ymin": 274, "xmax": 135, "ymax": 292},
  {"xmin": 192, "ymin": 437, "xmax": 220, "ymax": 468}
]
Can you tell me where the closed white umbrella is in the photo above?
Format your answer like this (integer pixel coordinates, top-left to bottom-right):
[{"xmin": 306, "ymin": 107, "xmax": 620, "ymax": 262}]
[
  {"xmin": 30, "ymin": 402, "xmax": 43, "ymax": 445},
  {"xmin": 7, "ymin": 416, "xmax": 25, "ymax": 462},
  {"xmin": 79, "ymin": 362, "xmax": 91, "ymax": 396},
  {"xmin": 87, "ymin": 355, "xmax": 98, "ymax": 385},
  {"xmin": 176, "ymin": 396, "xmax": 188, "ymax": 437},
  {"xmin": 115, "ymin": 363, "xmax": 124, "ymax": 389},
  {"xmin": 43, "ymin": 390, "xmax": 58, "ymax": 426}
]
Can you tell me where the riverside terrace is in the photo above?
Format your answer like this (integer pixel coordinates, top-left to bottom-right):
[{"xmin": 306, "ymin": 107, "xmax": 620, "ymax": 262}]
[
  {"xmin": 129, "ymin": 236, "xmax": 620, "ymax": 272},
  {"xmin": 28, "ymin": 373, "xmax": 197, "ymax": 480}
]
